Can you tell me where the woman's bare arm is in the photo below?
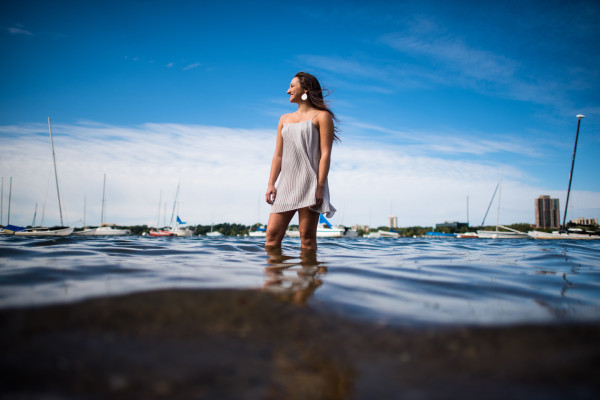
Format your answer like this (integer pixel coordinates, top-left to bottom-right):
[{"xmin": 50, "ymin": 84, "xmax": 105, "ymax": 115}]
[
  {"xmin": 314, "ymin": 112, "xmax": 334, "ymax": 207},
  {"xmin": 266, "ymin": 115, "xmax": 285, "ymax": 204}
]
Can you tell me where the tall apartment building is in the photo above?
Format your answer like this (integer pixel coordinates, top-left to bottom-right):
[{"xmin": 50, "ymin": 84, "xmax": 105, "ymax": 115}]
[
  {"xmin": 388, "ymin": 215, "xmax": 398, "ymax": 229},
  {"xmin": 535, "ymin": 195, "xmax": 560, "ymax": 229}
]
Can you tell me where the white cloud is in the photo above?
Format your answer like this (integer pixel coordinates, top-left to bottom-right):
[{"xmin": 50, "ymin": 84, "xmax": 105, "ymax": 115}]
[
  {"xmin": 6, "ymin": 26, "xmax": 34, "ymax": 36},
  {"xmin": 1, "ymin": 122, "xmax": 598, "ymax": 229},
  {"xmin": 183, "ymin": 62, "xmax": 201, "ymax": 71}
]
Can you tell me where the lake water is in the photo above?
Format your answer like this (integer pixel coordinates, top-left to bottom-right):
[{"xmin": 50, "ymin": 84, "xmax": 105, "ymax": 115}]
[{"xmin": 1, "ymin": 235, "xmax": 599, "ymax": 327}]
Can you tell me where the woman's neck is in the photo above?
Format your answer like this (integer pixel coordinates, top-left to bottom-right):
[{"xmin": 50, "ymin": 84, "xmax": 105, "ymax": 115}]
[{"xmin": 296, "ymin": 102, "xmax": 313, "ymax": 114}]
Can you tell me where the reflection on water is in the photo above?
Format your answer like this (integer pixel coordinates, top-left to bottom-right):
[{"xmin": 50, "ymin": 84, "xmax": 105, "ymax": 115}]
[
  {"xmin": 263, "ymin": 247, "xmax": 327, "ymax": 305},
  {"xmin": 1, "ymin": 235, "xmax": 600, "ymax": 327}
]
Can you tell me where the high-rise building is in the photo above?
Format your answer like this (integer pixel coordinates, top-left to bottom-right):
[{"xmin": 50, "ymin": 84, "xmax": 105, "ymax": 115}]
[
  {"xmin": 535, "ymin": 195, "xmax": 560, "ymax": 229},
  {"xmin": 388, "ymin": 215, "xmax": 398, "ymax": 229}
]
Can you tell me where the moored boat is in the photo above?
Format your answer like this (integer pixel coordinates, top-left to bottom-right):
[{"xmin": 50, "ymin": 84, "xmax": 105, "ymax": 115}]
[
  {"xmin": 286, "ymin": 215, "xmax": 358, "ymax": 238},
  {"xmin": 15, "ymin": 226, "xmax": 74, "ymax": 236},
  {"xmin": 476, "ymin": 230, "xmax": 528, "ymax": 239},
  {"xmin": 249, "ymin": 225, "xmax": 267, "ymax": 237},
  {"xmin": 456, "ymin": 232, "xmax": 479, "ymax": 238},
  {"xmin": 529, "ymin": 116, "xmax": 599, "ymax": 240},
  {"xmin": 367, "ymin": 230, "xmax": 400, "ymax": 238},
  {"xmin": 527, "ymin": 229, "xmax": 600, "ymax": 240},
  {"xmin": 148, "ymin": 228, "xmax": 175, "ymax": 237}
]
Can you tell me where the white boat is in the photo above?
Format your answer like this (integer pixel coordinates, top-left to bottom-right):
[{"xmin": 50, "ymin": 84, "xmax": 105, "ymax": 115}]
[
  {"xmin": 77, "ymin": 174, "xmax": 130, "ymax": 236},
  {"xmin": 206, "ymin": 231, "xmax": 223, "ymax": 237},
  {"xmin": 285, "ymin": 215, "xmax": 358, "ymax": 238},
  {"xmin": 15, "ymin": 226, "xmax": 74, "ymax": 236},
  {"xmin": 477, "ymin": 175, "xmax": 528, "ymax": 239},
  {"xmin": 166, "ymin": 182, "xmax": 193, "ymax": 237},
  {"xmin": 476, "ymin": 228, "xmax": 529, "ymax": 239},
  {"xmin": 74, "ymin": 225, "xmax": 131, "ymax": 236},
  {"xmin": 94, "ymin": 225, "xmax": 131, "ymax": 236},
  {"xmin": 165, "ymin": 225, "xmax": 193, "ymax": 237},
  {"xmin": 527, "ymin": 229, "xmax": 600, "ymax": 240},
  {"xmin": 367, "ymin": 230, "xmax": 400, "ymax": 238},
  {"xmin": 16, "ymin": 118, "xmax": 73, "ymax": 237},
  {"xmin": 249, "ymin": 225, "xmax": 267, "ymax": 237}
]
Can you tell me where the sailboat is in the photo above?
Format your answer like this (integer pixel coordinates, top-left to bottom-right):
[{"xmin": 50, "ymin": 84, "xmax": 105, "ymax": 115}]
[
  {"xmin": 149, "ymin": 191, "xmax": 175, "ymax": 237},
  {"xmin": 476, "ymin": 176, "xmax": 528, "ymax": 239},
  {"xmin": 286, "ymin": 214, "xmax": 358, "ymax": 238},
  {"xmin": 0, "ymin": 177, "xmax": 26, "ymax": 235},
  {"xmin": 75, "ymin": 174, "xmax": 130, "ymax": 236},
  {"xmin": 163, "ymin": 181, "xmax": 193, "ymax": 237},
  {"xmin": 16, "ymin": 118, "xmax": 74, "ymax": 236},
  {"xmin": 249, "ymin": 225, "xmax": 267, "ymax": 237},
  {"xmin": 528, "ymin": 115, "xmax": 599, "ymax": 240}
]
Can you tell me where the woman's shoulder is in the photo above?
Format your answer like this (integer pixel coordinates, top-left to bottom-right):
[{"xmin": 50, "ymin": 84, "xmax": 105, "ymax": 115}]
[
  {"xmin": 277, "ymin": 113, "xmax": 288, "ymax": 126},
  {"xmin": 314, "ymin": 109, "xmax": 333, "ymax": 124}
]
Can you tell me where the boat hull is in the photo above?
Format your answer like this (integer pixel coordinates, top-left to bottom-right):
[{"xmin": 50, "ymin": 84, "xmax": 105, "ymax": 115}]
[
  {"xmin": 149, "ymin": 230, "xmax": 175, "ymax": 237},
  {"xmin": 15, "ymin": 227, "xmax": 74, "ymax": 236},
  {"xmin": 477, "ymin": 230, "xmax": 529, "ymax": 239},
  {"xmin": 528, "ymin": 230, "xmax": 600, "ymax": 240}
]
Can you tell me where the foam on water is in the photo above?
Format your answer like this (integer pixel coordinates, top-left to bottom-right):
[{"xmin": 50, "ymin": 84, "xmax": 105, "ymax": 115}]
[{"xmin": 1, "ymin": 235, "xmax": 599, "ymax": 326}]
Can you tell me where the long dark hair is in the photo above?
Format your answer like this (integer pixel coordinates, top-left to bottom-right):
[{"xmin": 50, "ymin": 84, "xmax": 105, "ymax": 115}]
[{"xmin": 295, "ymin": 71, "xmax": 340, "ymax": 142}]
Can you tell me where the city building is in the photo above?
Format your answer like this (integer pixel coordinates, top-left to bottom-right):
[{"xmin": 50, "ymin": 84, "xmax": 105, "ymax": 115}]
[
  {"xmin": 388, "ymin": 215, "xmax": 398, "ymax": 229},
  {"xmin": 571, "ymin": 217, "xmax": 598, "ymax": 226},
  {"xmin": 435, "ymin": 221, "xmax": 468, "ymax": 230},
  {"xmin": 351, "ymin": 225, "xmax": 371, "ymax": 233},
  {"xmin": 535, "ymin": 195, "xmax": 560, "ymax": 229}
]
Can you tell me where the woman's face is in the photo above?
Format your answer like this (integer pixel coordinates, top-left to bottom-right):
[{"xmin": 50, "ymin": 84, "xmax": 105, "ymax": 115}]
[{"xmin": 287, "ymin": 77, "xmax": 305, "ymax": 103}]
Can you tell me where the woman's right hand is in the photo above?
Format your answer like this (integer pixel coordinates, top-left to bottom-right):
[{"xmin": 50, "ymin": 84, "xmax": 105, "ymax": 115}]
[{"xmin": 266, "ymin": 185, "xmax": 276, "ymax": 204}]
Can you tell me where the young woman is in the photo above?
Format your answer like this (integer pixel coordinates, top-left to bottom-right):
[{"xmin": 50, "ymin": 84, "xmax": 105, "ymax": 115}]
[{"xmin": 265, "ymin": 72, "xmax": 339, "ymax": 250}]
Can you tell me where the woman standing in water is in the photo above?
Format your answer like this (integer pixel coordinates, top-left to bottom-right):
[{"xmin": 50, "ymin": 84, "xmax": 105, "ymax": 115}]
[{"xmin": 265, "ymin": 72, "xmax": 339, "ymax": 250}]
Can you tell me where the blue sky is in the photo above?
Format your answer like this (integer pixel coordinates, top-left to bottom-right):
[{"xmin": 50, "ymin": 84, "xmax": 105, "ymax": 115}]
[{"xmin": 1, "ymin": 0, "xmax": 599, "ymax": 228}]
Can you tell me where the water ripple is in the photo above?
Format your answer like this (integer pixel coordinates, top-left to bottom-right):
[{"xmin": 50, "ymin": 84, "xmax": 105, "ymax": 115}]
[{"xmin": 1, "ymin": 235, "xmax": 599, "ymax": 327}]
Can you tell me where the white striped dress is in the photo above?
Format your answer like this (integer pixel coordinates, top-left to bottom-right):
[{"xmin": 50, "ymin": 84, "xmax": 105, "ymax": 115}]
[{"xmin": 270, "ymin": 112, "xmax": 336, "ymax": 218}]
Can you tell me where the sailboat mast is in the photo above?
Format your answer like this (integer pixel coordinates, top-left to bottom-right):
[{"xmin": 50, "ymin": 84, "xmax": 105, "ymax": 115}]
[
  {"xmin": 48, "ymin": 117, "xmax": 64, "ymax": 226},
  {"xmin": 7, "ymin": 177, "xmax": 12, "ymax": 225},
  {"xmin": 496, "ymin": 175, "xmax": 502, "ymax": 232},
  {"xmin": 562, "ymin": 115, "xmax": 585, "ymax": 230},
  {"xmin": 170, "ymin": 181, "xmax": 180, "ymax": 227},
  {"xmin": 466, "ymin": 196, "xmax": 469, "ymax": 227},
  {"xmin": 101, "ymin": 173, "xmax": 106, "ymax": 225},
  {"xmin": 1, "ymin": 177, "xmax": 3, "ymax": 226},
  {"xmin": 157, "ymin": 191, "xmax": 162, "ymax": 228},
  {"xmin": 480, "ymin": 182, "xmax": 499, "ymax": 227},
  {"xmin": 32, "ymin": 203, "xmax": 38, "ymax": 227}
]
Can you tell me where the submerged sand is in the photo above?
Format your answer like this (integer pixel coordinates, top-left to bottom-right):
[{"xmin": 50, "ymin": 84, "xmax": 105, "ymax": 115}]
[{"xmin": 1, "ymin": 288, "xmax": 599, "ymax": 399}]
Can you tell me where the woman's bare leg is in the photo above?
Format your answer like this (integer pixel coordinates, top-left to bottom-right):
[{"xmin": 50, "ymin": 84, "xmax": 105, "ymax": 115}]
[
  {"xmin": 266, "ymin": 210, "xmax": 295, "ymax": 248},
  {"xmin": 298, "ymin": 208, "xmax": 320, "ymax": 250}
]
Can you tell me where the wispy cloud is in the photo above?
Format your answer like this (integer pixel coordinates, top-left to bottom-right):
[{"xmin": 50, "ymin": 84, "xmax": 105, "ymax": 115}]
[
  {"xmin": 183, "ymin": 62, "xmax": 201, "ymax": 71},
  {"xmin": 343, "ymin": 120, "xmax": 543, "ymax": 158},
  {"xmin": 380, "ymin": 32, "xmax": 517, "ymax": 83},
  {"xmin": 4, "ymin": 26, "xmax": 34, "ymax": 36}
]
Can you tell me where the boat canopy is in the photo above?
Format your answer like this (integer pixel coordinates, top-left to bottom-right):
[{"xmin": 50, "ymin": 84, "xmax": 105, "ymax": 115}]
[{"xmin": 319, "ymin": 214, "xmax": 333, "ymax": 228}]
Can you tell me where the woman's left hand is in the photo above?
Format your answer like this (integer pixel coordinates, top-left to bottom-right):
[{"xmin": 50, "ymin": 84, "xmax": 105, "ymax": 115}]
[{"xmin": 314, "ymin": 187, "xmax": 324, "ymax": 208}]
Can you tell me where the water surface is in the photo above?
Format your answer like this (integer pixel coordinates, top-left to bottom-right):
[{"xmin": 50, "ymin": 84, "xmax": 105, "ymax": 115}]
[{"xmin": 1, "ymin": 235, "xmax": 599, "ymax": 326}]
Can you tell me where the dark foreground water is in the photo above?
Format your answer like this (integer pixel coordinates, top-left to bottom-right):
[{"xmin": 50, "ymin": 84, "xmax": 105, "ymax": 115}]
[{"xmin": 1, "ymin": 235, "xmax": 599, "ymax": 327}]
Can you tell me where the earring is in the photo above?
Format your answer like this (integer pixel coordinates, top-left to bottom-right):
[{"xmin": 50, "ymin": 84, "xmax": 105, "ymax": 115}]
[{"xmin": 301, "ymin": 93, "xmax": 308, "ymax": 101}]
